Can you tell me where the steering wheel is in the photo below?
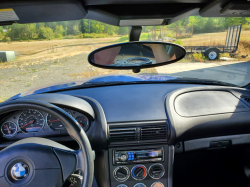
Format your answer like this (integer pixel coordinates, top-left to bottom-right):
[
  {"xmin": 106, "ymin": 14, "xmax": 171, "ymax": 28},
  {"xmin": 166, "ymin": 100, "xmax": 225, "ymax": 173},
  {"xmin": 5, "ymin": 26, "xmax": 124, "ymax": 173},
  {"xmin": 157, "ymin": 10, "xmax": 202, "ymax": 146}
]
[{"xmin": 0, "ymin": 99, "xmax": 94, "ymax": 187}]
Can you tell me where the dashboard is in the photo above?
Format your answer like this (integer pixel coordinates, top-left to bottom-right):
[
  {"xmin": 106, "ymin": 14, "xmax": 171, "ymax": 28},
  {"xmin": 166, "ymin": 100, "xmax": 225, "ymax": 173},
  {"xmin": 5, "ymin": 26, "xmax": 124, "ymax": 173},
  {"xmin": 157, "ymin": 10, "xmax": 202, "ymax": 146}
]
[
  {"xmin": 0, "ymin": 83, "xmax": 250, "ymax": 187},
  {"xmin": 0, "ymin": 107, "xmax": 90, "ymax": 140}
]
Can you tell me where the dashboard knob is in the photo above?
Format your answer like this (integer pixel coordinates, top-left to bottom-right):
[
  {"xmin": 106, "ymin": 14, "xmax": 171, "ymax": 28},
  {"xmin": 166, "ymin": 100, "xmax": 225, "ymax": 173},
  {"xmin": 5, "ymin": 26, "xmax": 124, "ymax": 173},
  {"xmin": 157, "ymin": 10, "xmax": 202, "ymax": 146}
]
[
  {"xmin": 148, "ymin": 164, "xmax": 165, "ymax": 179},
  {"xmin": 151, "ymin": 182, "xmax": 164, "ymax": 187},
  {"xmin": 117, "ymin": 185, "xmax": 128, "ymax": 187},
  {"xmin": 131, "ymin": 165, "xmax": 147, "ymax": 180},
  {"xmin": 113, "ymin": 166, "xmax": 130, "ymax": 182},
  {"xmin": 134, "ymin": 183, "xmax": 146, "ymax": 187}
]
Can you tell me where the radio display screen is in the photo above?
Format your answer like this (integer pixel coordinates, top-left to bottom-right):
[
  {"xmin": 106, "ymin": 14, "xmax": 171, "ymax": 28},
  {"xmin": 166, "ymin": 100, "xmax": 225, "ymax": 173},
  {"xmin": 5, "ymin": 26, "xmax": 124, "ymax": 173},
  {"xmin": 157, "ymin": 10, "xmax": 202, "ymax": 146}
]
[{"xmin": 136, "ymin": 149, "xmax": 162, "ymax": 159}]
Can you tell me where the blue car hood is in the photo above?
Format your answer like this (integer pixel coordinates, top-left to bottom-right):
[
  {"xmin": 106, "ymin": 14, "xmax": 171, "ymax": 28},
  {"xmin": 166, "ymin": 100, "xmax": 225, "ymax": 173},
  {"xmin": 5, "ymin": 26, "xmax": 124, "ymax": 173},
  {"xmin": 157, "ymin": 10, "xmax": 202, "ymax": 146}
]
[{"xmin": 9, "ymin": 74, "xmax": 178, "ymax": 100}]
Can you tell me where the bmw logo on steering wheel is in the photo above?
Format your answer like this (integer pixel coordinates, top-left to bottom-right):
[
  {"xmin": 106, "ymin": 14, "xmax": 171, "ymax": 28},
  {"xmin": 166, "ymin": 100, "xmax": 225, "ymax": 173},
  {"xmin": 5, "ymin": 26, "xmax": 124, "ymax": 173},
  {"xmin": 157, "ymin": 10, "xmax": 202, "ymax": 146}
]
[{"xmin": 11, "ymin": 162, "xmax": 29, "ymax": 181}]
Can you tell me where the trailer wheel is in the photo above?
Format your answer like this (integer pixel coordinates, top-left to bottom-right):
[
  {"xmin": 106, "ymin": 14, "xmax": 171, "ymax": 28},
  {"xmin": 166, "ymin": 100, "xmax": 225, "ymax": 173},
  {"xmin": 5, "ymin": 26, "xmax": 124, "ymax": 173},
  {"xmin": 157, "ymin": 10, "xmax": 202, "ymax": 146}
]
[{"xmin": 205, "ymin": 49, "xmax": 219, "ymax": 60}]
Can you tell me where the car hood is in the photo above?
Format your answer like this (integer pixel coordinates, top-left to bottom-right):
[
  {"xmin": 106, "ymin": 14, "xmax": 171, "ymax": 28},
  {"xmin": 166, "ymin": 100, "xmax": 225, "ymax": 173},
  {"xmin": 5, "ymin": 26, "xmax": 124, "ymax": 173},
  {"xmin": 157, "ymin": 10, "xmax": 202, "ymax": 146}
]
[{"xmin": 9, "ymin": 74, "xmax": 178, "ymax": 100}]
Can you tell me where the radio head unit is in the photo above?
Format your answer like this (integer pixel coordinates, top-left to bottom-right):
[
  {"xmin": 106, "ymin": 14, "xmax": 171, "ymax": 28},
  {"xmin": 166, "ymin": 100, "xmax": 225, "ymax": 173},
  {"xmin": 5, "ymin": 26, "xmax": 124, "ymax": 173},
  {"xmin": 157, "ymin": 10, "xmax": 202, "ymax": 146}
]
[{"xmin": 113, "ymin": 147, "xmax": 164, "ymax": 164}]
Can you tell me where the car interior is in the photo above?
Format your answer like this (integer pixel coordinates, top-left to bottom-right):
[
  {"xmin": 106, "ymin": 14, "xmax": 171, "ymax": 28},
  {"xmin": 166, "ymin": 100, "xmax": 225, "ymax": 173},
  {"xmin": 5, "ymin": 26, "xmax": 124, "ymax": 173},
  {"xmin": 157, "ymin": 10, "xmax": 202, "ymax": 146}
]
[{"xmin": 0, "ymin": 0, "xmax": 250, "ymax": 187}]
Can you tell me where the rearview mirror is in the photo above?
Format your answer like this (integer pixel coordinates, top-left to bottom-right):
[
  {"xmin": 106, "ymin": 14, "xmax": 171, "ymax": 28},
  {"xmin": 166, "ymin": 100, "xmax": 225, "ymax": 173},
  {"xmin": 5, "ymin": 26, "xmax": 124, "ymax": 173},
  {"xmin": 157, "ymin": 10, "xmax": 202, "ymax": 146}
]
[{"xmin": 88, "ymin": 42, "xmax": 186, "ymax": 71}]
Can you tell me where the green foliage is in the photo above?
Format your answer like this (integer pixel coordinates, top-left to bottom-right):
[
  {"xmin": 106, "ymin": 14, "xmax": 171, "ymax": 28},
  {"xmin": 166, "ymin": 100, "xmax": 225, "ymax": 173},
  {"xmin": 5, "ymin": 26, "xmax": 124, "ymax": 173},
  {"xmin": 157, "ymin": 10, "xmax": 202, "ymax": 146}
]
[
  {"xmin": 167, "ymin": 33, "xmax": 174, "ymax": 38},
  {"xmin": 242, "ymin": 24, "xmax": 250, "ymax": 31},
  {"xmin": 173, "ymin": 40, "xmax": 183, "ymax": 45},
  {"xmin": 72, "ymin": 25, "xmax": 80, "ymax": 35},
  {"xmin": 0, "ymin": 26, "xmax": 3, "ymax": 33},
  {"xmin": 38, "ymin": 27, "xmax": 54, "ymax": 39},
  {"xmin": 56, "ymin": 33, "xmax": 63, "ymax": 39},
  {"xmin": 116, "ymin": 36, "xmax": 129, "ymax": 42},
  {"xmin": 64, "ymin": 35, "xmax": 73, "ymax": 39},
  {"xmin": 1, "ymin": 19, "xmax": 123, "ymax": 42},
  {"xmin": 139, "ymin": 33, "xmax": 149, "ymax": 41},
  {"xmin": 117, "ymin": 27, "xmax": 129, "ymax": 35},
  {"xmin": 82, "ymin": 33, "xmax": 109, "ymax": 38},
  {"xmin": 55, "ymin": 25, "xmax": 66, "ymax": 37},
  {"xmin": 192, "ymin": 52, "xmax": 208, "ymax": 62},
  {"xmin": 143, "ymin": 16, "xmax": 250, "ymax": 35},
  {"xmin": 1, "ymin": 17, "xmax": 249, "ymax": 42}
]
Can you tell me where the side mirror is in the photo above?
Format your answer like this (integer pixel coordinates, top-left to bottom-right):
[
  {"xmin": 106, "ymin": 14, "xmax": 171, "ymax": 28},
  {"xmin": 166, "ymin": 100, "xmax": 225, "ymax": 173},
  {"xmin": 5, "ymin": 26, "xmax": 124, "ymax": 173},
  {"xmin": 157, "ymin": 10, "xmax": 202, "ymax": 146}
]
[{"xmin": 88, "ymin": 41, "xmax": 186, "ymax": 73}]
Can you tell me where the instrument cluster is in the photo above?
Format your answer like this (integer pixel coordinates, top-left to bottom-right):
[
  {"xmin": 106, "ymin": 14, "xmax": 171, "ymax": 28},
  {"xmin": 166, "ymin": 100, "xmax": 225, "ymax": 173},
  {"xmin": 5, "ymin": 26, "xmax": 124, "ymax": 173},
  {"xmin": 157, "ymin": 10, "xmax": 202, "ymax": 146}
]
[{"xmin": 0, "ymin": 107, "xmax": 90, "ymax": 138}]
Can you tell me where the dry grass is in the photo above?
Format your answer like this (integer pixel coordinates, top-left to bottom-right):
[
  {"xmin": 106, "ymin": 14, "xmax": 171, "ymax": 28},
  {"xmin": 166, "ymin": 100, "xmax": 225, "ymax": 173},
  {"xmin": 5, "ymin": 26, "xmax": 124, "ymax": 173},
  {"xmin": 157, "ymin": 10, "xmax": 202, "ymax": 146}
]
[
  {"xmin": 0, "ymin": 37, "xmax": 118, "ymax": 61},
  {"xmin": 0, "ymin": 37, "xmax": 119, "ymax": 69},
  {"xmin": 181, "ymin": 32, "xmax": 227, "ymax": 46},
  {"xmin": 181, "ymin": 31, "xmax": 250, "ymax": 46}
]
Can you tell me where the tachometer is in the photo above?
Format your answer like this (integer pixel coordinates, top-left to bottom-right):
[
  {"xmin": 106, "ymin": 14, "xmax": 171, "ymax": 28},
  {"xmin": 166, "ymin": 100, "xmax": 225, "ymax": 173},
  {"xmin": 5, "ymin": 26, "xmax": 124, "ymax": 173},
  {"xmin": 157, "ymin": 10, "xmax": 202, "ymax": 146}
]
[
  {"xmin": 46, "ymin": 108, "xmax": 71, "ymax": 131},
  {"xmin": 76, "ymin": 115, "xmax": 89, "ymax": 131},
  {"xmin": 18, "ymin": 109, "xmax": 45, "ymax": 133},
  {"xmin": 1, "ymin": 121, "xmax": 17, "ymax": 137},
  {"xmin": 47, "ymin": 114, "xmax": 65, "ymax": 131}
]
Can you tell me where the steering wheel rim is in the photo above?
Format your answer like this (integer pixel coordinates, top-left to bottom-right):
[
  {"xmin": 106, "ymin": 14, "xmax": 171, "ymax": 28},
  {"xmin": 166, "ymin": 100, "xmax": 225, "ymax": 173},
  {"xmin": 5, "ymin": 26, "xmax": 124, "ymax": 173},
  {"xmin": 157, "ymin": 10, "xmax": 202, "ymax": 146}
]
[{"xmin": 0, "ymin": 99, "xmax": 94, "ymax": 187}]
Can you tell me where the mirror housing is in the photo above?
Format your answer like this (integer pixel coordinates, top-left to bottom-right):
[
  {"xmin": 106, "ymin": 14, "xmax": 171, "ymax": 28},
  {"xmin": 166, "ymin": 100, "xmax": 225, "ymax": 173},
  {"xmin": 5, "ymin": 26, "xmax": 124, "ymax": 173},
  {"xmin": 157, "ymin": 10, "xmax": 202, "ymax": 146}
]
[{"xmin": 88, "ymin": 41, "xmax": 186, "ymax": 72}]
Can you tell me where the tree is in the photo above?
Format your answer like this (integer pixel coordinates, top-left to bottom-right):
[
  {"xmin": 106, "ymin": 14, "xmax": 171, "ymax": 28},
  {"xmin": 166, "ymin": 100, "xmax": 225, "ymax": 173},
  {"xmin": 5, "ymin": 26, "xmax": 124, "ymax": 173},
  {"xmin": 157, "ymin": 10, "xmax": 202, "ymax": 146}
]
[
  {"xmin": 72, "ymin": 25, "xmax": 80, "ymax": 35},
  {"xmin": 38, "ymin": 27, "xmax": 54, "ymax": 39},
  {"xmin": 55, "ymin": 25, "xmax": 66, "ymax": 37}
]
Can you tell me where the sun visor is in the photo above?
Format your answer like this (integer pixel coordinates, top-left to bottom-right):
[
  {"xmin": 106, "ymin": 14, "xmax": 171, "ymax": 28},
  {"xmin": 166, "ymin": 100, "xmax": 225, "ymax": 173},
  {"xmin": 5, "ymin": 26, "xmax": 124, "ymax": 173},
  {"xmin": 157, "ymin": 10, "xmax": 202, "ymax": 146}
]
[{"xmin": 0, "ymin": 0, "xmax": 87, "ymax": 25}]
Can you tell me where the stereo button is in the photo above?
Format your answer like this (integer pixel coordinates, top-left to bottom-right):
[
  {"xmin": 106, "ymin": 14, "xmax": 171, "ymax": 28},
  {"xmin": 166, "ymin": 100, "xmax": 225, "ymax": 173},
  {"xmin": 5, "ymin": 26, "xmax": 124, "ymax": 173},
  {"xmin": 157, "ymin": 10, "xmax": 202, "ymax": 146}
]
[{"xmin": 119, "ymin": 154, "xmax": 128, "ymax": 162}]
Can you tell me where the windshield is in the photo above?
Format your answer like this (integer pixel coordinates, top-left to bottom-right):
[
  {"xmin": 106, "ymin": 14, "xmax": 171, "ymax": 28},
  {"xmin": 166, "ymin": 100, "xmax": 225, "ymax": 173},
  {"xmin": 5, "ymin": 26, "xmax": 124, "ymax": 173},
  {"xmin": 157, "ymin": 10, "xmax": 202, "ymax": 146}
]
[{"xmin": 0, "ymin": 17, "xmax": 250, "ymax": 101}]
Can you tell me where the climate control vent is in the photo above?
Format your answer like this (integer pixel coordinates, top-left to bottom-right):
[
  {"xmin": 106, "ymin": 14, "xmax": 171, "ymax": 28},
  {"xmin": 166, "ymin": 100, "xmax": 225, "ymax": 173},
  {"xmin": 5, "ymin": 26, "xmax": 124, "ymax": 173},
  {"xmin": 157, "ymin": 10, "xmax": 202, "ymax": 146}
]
[
  {"xmin": 141, "ymin": 125, "xmax": 167, "ymax": 140},
  {"xmin": 243, "ymin": 97, "xmax": 250, "ymax": 103},
  {"xmin": 109, "ymin": 127, "xmax": 136, "ymax": 142}
]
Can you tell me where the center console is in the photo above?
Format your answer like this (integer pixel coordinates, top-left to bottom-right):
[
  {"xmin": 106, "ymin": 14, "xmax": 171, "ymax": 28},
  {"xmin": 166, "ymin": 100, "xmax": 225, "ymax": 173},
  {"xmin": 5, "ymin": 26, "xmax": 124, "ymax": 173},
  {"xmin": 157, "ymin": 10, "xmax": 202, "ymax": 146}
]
[{"xmin": 108, "ymin": 145, "xmax": 173, "ymax": 187}]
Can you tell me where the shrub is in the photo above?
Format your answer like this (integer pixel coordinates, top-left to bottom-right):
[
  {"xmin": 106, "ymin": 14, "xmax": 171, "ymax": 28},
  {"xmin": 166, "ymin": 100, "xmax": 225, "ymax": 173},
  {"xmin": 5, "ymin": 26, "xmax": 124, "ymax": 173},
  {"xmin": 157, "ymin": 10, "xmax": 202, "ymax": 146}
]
[
  {"xmin": 139, "ymin": 33, "xmax": 149, "ymax": 41},
  {"xmin": 64, "ymin": 35, "xmax": 73, "ymax": 39},
  {"xmin": 55, "ymin": 33, "xmax": 63, "ymax": 39},
  {"xmin": 82, "ymin": 33, "xmax": 109, "ymax": 38},
  {"xmin": 174, "ymin": 40, "xmax": 183, "ymax": 45},
  {"xmin": 242, "ymin": 25, "xmax": 250, "ymax": 31},
  {"xmin": 192, "ymin": 52, "xmax": 208, "ymax": 62},
  {"xmin": 167, "ymin": 33, "xmax": 174, "ymax": 38},
  {"xmin": 2, "ymin": 37, "xmax": 11, "ymax": 43},
  {"xmin": 116, "ymin": 36, "xmax": 129, "ymax": 42}
]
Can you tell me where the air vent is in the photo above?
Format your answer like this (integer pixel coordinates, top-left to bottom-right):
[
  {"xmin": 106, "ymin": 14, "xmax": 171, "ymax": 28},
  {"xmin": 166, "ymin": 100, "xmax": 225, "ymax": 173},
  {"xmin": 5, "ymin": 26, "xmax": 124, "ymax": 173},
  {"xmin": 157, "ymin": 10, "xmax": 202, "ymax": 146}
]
[
  {"xmin": 141, "ymin": 125, "xmax": 167, "ymax": 140},
  {"xmin": 109, "ymin": 127, "xmax": 136, "ymax": 142},
  {"xmin": 243, "ymin": 97, "xmax": 250, "ymax": 103}
]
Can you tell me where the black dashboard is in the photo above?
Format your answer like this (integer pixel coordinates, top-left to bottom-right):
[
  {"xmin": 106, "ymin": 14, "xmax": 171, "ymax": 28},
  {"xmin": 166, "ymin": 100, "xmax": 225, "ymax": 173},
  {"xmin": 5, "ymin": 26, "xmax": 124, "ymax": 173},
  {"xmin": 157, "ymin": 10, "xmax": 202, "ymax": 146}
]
[{"xmin": 1, "ymin": 83, "xmax": 250, "ymax": 187}]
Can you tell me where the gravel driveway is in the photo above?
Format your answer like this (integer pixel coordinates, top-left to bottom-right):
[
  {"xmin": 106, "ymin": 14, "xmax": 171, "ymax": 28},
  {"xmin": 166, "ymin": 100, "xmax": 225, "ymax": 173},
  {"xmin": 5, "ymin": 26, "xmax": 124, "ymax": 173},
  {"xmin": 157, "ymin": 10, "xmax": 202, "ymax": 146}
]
[{"xmin": 0, "ymin": 52, "xmax": 134, "ymax": 101}]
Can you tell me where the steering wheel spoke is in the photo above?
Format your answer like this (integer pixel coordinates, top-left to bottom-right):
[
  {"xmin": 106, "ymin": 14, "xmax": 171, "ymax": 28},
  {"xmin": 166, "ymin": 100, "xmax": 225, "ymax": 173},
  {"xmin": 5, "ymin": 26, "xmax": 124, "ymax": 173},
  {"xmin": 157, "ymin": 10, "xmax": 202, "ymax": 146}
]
[{"xmin": 53, "ymin": 148, "xmax": 77, "ymax": 182}]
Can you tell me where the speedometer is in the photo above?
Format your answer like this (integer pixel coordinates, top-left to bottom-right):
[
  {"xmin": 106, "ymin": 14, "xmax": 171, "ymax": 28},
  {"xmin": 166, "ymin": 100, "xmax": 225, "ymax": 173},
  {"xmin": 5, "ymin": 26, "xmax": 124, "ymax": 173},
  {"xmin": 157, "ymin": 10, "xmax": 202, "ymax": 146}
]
[{"xmin": 18, "ymin": 109, "xmax": 45, "ymax": 133}]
